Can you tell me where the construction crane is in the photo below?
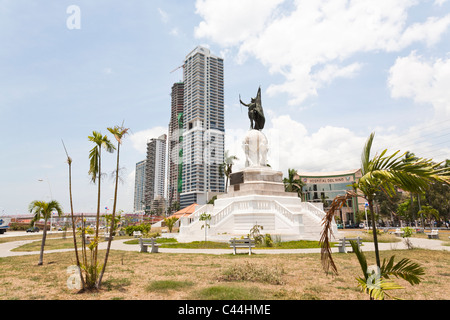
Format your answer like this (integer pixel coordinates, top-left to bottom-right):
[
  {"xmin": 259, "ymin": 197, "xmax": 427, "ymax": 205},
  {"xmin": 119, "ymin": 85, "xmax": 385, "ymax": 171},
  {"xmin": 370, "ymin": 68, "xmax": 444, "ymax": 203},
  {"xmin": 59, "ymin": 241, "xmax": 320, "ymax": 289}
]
[{"xmin": 170, "ymin": 64, "xmax": 184, "ymax": 74}]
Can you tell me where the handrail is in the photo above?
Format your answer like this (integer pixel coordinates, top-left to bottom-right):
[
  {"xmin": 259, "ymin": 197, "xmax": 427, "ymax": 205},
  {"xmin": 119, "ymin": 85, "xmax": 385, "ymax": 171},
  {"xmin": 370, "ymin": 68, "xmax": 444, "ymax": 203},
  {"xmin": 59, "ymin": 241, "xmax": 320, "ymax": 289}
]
[
  {"xmin": 300, "ymin": 202, "xmax": 326, "ymax": 221},
  {"xmin": 182, "ymin": 199, "xmax": 326, "ymax": 229}
]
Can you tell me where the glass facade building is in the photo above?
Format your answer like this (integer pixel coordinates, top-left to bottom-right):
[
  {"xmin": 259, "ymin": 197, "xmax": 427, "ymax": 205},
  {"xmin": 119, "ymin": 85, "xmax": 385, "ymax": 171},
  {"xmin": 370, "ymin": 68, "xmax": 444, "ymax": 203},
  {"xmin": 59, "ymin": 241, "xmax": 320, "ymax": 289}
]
[
  {"xmin": 180, "ymin": 46, "xmax": 225, "ymax": 209},
  {"xmin": 297, "ymin": 169, "xmax": 363, "ymax": 225}
]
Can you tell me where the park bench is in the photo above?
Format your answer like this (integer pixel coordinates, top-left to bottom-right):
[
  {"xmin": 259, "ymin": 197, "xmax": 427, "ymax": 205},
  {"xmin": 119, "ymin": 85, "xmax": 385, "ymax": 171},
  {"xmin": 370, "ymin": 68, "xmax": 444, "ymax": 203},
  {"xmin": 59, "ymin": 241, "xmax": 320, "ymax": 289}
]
[
  {"xmin": 229, "ymin": 238, "xmax": 255, "ymax": 255},
  {"xmin": 139, "ymin": 237, "xmax": 160, "ymax": 253},
  {"xmin": 133, "ymin": 231, "xmax": 143, "ymax": 238},
  {"xmin": 427, "ymin": 229, "xmax": 439, "ymax": 239},
  {"xmin": 393, "ymin": 228, "xmax": 404, "ymax": 237},
  {"xmin": 334, "ymin": 237, "xmax": 362, "ymax": 253},
  {"xmin": 104, "ymin": 233, "xmax": 114, "ymax": 241}
]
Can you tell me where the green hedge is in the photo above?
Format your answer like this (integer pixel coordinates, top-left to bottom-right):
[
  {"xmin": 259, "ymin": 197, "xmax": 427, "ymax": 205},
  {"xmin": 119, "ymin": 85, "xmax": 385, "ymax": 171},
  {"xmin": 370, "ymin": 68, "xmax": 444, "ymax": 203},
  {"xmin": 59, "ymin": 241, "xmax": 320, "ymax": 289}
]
[{"xmin": 124, "ymin": 223, "xmax": 151, "ymax": 236}]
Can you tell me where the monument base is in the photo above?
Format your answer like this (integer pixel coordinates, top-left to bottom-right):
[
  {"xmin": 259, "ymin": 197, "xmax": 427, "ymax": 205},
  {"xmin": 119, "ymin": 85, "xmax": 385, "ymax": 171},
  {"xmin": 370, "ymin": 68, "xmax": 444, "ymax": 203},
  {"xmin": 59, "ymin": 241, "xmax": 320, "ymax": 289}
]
[{"xmin": 177, "ymin": 129, "xmax": 337, "ymax": 242}]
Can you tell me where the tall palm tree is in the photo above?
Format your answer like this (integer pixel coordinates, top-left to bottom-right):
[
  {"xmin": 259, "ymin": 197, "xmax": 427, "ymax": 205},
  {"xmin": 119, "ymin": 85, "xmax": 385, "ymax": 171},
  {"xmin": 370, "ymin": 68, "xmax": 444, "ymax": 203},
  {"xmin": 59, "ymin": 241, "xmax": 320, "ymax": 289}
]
[
  {"xmin": 29, "ymin": 200, "xmax": 63, "ymax": 265},
  {"xmin": 353, "ymin": 132, "xmax": 450, "ymax": 267},
  {"xmin": 283, "ymin": 168, "xmax": 305, "ymax": 200},
  {"xmin": 88, "ymin": 131, "xmax": 115, "ymax": 282},
  {"xmin": 219, "ymin": 150, "xmax": 239, "ymax": 191},
  {"xmin": 62, "ymin": 139, "xmax": 85, "ymax": 289},
  {"xmin": 98, "ymin": 124, "xmax": 128, "ymax": 288}
]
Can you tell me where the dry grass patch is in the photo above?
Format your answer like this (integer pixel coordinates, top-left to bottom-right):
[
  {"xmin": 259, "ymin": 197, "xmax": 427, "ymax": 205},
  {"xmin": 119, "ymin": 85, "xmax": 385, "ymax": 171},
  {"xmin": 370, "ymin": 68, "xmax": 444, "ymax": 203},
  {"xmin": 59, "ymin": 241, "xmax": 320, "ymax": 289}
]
[{"xmin": 0, "ymin": 248, "xmax": 449, "ymax": 300}]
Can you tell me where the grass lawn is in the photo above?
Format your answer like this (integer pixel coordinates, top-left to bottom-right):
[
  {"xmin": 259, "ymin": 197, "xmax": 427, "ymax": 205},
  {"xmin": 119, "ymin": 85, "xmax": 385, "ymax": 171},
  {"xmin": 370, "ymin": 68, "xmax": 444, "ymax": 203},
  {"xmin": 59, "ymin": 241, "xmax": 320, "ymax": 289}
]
[{"xmin": 0, "ymin": 247, "xmax": 448, "ymax": 300}]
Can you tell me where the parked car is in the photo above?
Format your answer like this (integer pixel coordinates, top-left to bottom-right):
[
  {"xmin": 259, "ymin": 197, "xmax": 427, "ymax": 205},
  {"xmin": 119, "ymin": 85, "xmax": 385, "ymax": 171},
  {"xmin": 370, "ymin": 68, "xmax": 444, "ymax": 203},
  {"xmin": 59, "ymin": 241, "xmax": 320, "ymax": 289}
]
[{"xmin": 26, "ymin": 227, "xmax": 40, "ymax": 233}]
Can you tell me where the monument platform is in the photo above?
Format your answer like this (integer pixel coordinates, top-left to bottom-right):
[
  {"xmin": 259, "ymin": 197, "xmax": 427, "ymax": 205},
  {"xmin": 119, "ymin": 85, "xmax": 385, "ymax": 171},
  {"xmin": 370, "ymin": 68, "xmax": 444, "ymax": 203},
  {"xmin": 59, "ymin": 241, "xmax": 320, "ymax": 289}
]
[{"xmin": 178, "ymin": 120, "xmax": 337, "ymax": 242}]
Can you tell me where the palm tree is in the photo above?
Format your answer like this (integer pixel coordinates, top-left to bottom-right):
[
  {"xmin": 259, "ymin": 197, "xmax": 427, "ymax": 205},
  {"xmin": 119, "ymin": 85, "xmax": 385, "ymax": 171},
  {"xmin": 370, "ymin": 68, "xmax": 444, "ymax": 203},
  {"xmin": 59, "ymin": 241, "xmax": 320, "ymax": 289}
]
[
  {"xmin": 219, "ymin": 150, "xmax": 239, "ymax": 191},
  {"xmin": 87, "ymin": 131, "xmax": 115, "ymax": 284},
  {"xmin": 418, "ymin": 205, "xmax": 439, "ymax": 230},
  {"xmin": 352, "ymin": 132, "xmax": 450, "ymax": 267},
  {"xmin": 29, "ymin": 200, "xmax": 63, "ymax": 265},
  {"xmin": 350, "ymin": 240, "xmax": 424, "ymax": 300},
  {"xmin": 283, "ymin": 168, "xmax": 305, "ymax": 200},
  {"xmin": 62, "ymin": 139, "xmax": 85, "ymax": 289},
  {"xmin": 98, "ymin": 124, "xmax": 128, "ymax": 288}
]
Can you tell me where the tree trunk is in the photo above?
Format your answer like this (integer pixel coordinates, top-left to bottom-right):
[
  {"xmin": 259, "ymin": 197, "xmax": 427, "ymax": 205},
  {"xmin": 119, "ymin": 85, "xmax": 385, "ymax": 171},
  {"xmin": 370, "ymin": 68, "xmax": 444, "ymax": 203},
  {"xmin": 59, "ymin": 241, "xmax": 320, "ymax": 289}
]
[
  {"xmin": 98, "ymin": 143, "xmax": 120, "ymax": 288},
  {"xmin": 38, "ymin": 217, "xmax": 48, "ymax": 265},
  {"xmin": 368, "ymin": 199, "xmax": 381, "ymax": 268},
  {"xmin": 94, "ymin": 149, "xmax": 101, "ymax": 276},
  {"xmin": 68, "ymin": 160, "xmax": 85, "ymax": 289}
]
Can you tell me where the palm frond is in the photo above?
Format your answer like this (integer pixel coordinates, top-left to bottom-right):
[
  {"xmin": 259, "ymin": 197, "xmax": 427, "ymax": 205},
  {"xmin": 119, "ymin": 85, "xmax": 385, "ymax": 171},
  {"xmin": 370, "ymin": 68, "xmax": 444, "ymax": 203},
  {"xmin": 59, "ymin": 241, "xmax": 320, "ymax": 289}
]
[
  {"xmin": 88, "ymin": 145, "xmax": 99, "ymax": 183},
  {"xmin": 381, "ymin": 257, "xmax": 425, "ymax": 286},
  {"xmin": 361, "ymin": 132, "xmax": 375, "ymax": 175},
  {"xmin": 357, "ymin": 277, "xmax": 404, "ymax": 300},
  {"xmin": 350, "ymin": 240, "xmax": 368, "ymax": 280},
  {"xmin": 319, "ymin": 190, "xmax": 357, "ymax": 275}
]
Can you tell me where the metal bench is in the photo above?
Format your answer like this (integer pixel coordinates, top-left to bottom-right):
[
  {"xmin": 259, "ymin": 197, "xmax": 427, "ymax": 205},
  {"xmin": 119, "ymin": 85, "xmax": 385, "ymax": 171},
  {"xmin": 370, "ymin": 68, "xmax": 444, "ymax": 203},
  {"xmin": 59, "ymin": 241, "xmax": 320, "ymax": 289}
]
[
  {"xmin": 229, "ymin": 238, "xmax": 255, "ymax": 255},
  {"xmin": 393, "ymin": 228, "xmax": 404, "ymax": 237},
  {"xmin": 334, "ymin": 237, "xmax": 362, "ymax": 253},
  {"xmin": 133, "ymin": 231, "xmax": 143, "ymax": 238},
  {"xmin": 139, "ymin": 237, "xmax": 160, "ymax": 253},
  {"xmin": 427, "ymin": 229, "xmax": 439, "ymax": 239}
]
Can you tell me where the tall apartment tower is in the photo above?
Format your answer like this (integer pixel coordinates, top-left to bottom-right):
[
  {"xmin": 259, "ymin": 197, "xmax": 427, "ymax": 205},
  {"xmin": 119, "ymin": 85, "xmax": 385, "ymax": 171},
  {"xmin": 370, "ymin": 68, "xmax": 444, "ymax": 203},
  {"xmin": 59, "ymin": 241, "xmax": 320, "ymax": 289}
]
[
  {"xmin": 134, "ymin": 160, "xmax": 146, "ymax": 212},
  {"xmin": 144, "ymin": 134, "xmax": 167, "ymax": 214},
  {"xmin": 180, "ymin": 46, "xmax": 225, "ymax": 208},
  {"xmin": 167, "ymin": 82, "xmax": 184, "ymax": 209}
]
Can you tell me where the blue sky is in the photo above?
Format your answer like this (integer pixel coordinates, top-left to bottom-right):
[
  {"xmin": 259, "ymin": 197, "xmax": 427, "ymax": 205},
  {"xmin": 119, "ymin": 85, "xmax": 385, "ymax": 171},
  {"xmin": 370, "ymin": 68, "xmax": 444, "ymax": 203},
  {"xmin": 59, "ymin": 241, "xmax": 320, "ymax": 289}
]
[{"xmin": 1, "ymin": 0, "xmax": 450, "ymax": 215}]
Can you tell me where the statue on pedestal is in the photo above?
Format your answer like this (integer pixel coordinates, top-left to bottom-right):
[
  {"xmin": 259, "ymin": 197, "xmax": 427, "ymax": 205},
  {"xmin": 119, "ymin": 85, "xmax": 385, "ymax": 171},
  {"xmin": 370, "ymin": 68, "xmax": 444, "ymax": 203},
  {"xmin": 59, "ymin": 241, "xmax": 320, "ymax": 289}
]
[
  {"xmin": 240, "ymin": 87, "xmax": 268, "ymax": 167},
  {"xmin": 239, "ymin": 86, "xmax": 265, "ymax": 131}
]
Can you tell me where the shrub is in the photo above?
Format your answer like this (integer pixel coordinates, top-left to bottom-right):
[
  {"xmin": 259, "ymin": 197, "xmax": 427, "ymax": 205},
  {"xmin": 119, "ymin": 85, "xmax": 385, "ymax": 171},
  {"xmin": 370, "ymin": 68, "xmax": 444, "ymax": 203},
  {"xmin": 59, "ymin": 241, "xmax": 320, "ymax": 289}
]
[
  {"xmin": 125, "ymin": 223, "xmax": 151, "ymax": 236},
  {"xmin": 401, "ymin": 227, "xmax": 414, "ymax": 238},
  {"xmin": 264, "ymin": 234, "xmax": 273, "ymax": 247}
]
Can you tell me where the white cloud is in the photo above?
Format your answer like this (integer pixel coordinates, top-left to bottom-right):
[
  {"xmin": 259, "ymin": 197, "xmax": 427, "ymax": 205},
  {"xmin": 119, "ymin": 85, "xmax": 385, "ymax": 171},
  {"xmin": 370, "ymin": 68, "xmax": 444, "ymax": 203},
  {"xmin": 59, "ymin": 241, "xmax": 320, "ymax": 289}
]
[
  {"xmin": 129, "ymin": 127, "xmax": 167, "ymax": 155},
  {"xmin": 434, "ymin": 0, "xmax": 449, "ymax": 6},
  {"xmin": 194, "ymin": 0, "xmax": 284, "ymax": 47},
  {"xmin": 225, "ymin": 114, "xmax": 367, "ymax": 174},
  {"xmin": 158, "ymin": 8, "xmax": 169, "ymax": 23},
  {"xmin": 388, "ymin": 51, "xmax": 450, "ymax": 118},
  {"xmin": 195, "ymin": 0, "xmax": 450, "ymax": 106}
]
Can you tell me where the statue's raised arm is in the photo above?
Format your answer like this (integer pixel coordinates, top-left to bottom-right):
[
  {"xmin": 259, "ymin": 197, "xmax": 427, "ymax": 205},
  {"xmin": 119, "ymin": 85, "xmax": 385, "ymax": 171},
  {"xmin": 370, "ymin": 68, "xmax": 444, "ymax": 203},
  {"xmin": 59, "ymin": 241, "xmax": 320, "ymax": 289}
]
[{"xmin": 239, "ymin": 94, "xmax": 249, "ymax": 107}]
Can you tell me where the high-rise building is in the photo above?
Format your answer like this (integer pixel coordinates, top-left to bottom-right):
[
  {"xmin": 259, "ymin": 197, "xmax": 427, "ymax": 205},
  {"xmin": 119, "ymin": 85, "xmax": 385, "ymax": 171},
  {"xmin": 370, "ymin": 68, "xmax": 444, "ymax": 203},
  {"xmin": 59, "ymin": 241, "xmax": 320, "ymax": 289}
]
[
  {"xmin": 180, "ymin": 46, "xmax": 225, "ymax": 208},
  {"xmin": 134, "ymin": 160, "xmax": 146, "ymax": 212},
  {"xmin": 167, "ymin": 82, "xmax": 184, "ymax": 209},
  {"xmin": 144, "ymin": 134, "xmax": 167, "ymax": 214}
]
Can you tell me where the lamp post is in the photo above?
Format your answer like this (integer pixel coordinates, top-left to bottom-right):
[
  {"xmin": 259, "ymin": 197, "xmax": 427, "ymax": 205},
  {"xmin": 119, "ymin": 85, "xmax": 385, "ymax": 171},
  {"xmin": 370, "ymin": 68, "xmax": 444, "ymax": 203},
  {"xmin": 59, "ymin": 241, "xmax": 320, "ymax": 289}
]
[{"xmin": 364, "ymin": 202, "xmax": 369, "ymax": 229}]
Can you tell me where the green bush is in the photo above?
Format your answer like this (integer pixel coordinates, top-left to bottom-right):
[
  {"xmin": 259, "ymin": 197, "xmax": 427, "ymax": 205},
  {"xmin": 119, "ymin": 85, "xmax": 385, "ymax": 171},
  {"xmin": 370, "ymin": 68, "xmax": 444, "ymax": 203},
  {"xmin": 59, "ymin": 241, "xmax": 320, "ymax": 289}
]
[
  {"xmin": 125, "ymin": 223, "xmax": 151, "ymax": 236},
  {"xmin": 401, "ymin": 227, "xmax": 414, "ymax": 238},
  {"xmin": 264, "ymin": 234, "xmax": 273, "ymax": 247}
]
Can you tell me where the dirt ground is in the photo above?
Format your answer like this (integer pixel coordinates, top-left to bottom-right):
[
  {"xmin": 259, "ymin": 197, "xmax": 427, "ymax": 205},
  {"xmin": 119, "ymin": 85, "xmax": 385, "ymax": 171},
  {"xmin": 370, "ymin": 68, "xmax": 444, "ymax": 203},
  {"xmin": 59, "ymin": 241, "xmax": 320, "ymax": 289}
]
[{"xmin": 0, "ymin": 248, "xmax": 449, "ymax": 300}]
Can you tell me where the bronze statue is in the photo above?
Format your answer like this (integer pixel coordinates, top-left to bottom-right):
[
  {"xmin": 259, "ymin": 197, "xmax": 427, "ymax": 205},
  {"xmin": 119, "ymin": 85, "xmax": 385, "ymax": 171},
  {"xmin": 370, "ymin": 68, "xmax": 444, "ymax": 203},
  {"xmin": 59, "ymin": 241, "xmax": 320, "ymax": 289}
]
[{"xmin": 239, "ymin": 86, "xmax": 265, "ymax": 130}]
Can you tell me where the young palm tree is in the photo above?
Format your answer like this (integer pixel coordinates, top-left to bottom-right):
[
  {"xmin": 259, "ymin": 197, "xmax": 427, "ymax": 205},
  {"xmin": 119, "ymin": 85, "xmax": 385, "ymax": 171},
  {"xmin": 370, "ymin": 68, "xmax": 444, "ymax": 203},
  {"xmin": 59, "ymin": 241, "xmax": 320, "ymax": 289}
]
[
  {"xmin": 283, "ymin": 168, "xmax": 305, "ymax": 199},
  {"xmin": 353, "ymin": 132, "xmax": 450, "ymax": 267},
  {"xmin": 219, "ymin": 150, "xmax": 239, "ymax": 191},
  {"xmin": 29, "ymin": 200, "xmax": 63, "ymax": 265},
  {"xmin": 88, "ymin": 131, "xmax": 115, "ymax": 285},
  {"xmin": 62, "ymin": 139, "xmax": 85, "ymax": 289},
  {"xmin": 97, "ymin": 124, "xmax": 128, "ymax": 288},
  {"xmin": 350, "ymin": 240, "xmax": 424, "ymax": 300}
]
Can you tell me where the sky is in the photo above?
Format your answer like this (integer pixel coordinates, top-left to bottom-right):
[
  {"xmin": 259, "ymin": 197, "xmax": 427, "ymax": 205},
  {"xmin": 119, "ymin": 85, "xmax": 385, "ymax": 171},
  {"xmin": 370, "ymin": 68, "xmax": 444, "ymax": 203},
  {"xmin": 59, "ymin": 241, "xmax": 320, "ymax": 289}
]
[{"xmin": 1, "ymin": 0, "xmax": 450, "ymax": 215}]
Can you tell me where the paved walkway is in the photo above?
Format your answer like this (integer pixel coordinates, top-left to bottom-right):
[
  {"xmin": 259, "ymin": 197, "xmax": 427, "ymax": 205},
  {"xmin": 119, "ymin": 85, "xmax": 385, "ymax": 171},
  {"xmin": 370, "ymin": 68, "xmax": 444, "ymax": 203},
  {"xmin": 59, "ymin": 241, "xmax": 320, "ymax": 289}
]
[{"xmin": 0, "ymin": 236, "xmax": 448, "ymax": 258}]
